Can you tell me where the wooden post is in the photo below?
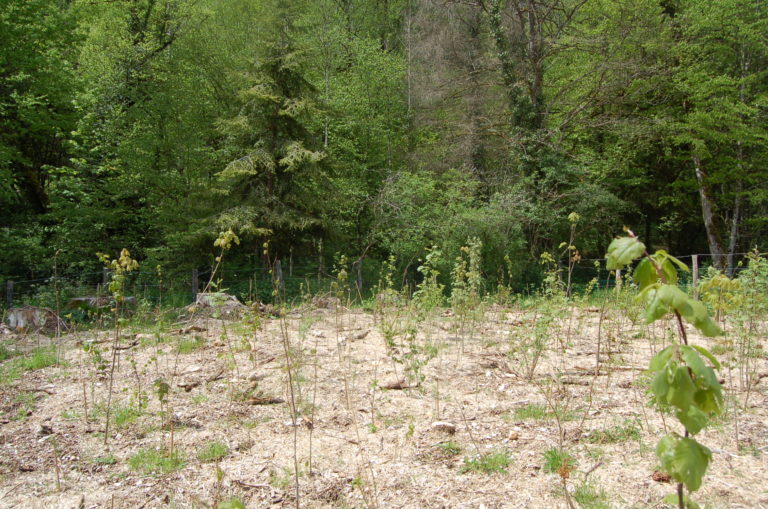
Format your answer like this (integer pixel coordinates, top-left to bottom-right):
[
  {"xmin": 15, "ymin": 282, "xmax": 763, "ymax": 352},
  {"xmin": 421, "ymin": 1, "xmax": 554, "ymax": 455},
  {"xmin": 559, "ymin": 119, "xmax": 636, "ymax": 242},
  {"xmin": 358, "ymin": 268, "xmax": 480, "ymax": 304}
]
[
  {"xmin": 289, "ymin": 247, "xmax": 293, "ymax": 277},
  {"xmin": 355, "ymin": 258, "xmax": 363, "ymax": 296},
  {"xmin": 692, "ymin": 255, "xmax": 699, "ymax": 299},
  {"xmin": 615, "ymin": 269, "xmax": 622, "ymax": 291},
  {"xmin": 275, "ymin": 259, "xmax": 285, "ymax": 295},
  {"xmin": 5, "ymin": 280, "xmax": 12, "ymax": 308},
  {"xmin": 191, "ymin": 269, "xmax": 199, "ymax": 303}
]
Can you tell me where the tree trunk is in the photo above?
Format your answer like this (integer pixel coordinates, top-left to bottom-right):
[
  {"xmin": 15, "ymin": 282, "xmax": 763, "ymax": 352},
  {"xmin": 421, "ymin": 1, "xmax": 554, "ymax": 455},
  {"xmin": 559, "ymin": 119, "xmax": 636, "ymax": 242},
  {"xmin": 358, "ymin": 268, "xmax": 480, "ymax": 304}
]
[
  {"xmin": 726, "ymin": 186, "xmax": 741, "ymax": 277},
  {"xmin": 693, "ymin": 155, "xmax": 725, "ymax": 270}
]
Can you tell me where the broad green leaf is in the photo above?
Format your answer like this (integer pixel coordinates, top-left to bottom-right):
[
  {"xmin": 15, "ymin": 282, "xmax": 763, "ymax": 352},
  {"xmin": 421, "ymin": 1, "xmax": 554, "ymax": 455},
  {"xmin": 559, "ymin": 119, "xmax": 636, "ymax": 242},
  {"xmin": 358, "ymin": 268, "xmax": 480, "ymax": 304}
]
[
  {"xmin": 643, "ymin": 286, "xmax": 669, "ymax": 323},
  {"xmin": 650, "ymin": 369, "xmax": 671, "ymax": 408},
  {"xmin": 658, "ymin": 285, "xmax": 694, "ymax": 317},
  {"xmin": 676, "ymin": 405, "xmax": 708, "ymax": 435},
  {"xmin": 693, "ymin": 385, "xmax": 723, "ymax": 416},
  {"xmin": 606, "ymin": 237, "xmax": 645, "ymax": 270},
  {"xmin": 656, "ymin": 435, "xmax": 711, "ymax": 492},
  {"xmin": 649, "ymin": 345, "xmax": 676, "ymax": 371},
  {"xmin": 688, "ymin": 300, "xmax": 723, "ymax": 337},
  {"xmin": 690, "ymin": 345, "xmax": 721, "ymax": 370},
  {"xmin": 666, "ymin": 254, "xmax": 690, "ymax": 273},
  {"xmin": 634, "ymin": 258, "xmax": 657, "ymax": 290},
  {"xmin": 661, "ymin": 258, "xmax": 678, "ymax": 286},
  {"xmin": 680, "ymin": 346, "xmax": 719, "ymax": 391},
  {"xmin": 667, "ymin": 366, "xmax": 695, "ymax": 411},
  {"xmin": 655, "ymin": 250, "xmax": 690, "ymax": 273}
]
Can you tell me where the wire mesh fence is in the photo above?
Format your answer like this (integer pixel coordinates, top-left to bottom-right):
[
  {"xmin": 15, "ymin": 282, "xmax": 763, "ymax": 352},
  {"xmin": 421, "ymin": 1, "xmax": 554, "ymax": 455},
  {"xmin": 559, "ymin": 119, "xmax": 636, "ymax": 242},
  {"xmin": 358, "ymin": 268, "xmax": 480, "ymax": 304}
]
[{"xmin": 1, "ymin": 252, "xmax": 761, "ymax": 311}]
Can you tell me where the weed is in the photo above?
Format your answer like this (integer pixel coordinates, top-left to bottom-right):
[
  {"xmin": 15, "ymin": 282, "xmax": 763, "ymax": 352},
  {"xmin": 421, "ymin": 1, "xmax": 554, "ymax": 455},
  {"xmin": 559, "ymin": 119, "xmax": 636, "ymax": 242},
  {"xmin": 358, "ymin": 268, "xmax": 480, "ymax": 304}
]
[
  {"xmin": 0, "ymin": 363, "xmax": 21, "ymax": 386},
  {"xmin": 216, "ymin": 499, "xmax": 246, "ymax": 509},
  {"xmin": 268, "ymin": 466, "xmax": 302, "ymax": 490},
  {"xmin": 12, "ymin": 392, "xmax": 36, "ymax": 421},
  {"xmin": 177, "ymin": 336, "xmax": 207, "ymax": 354},
  {"xmin": 435, "ymin": 441, "xmax": 462, "ymax": 456},
  {"xmin": 93, "ymin": 454, "xmax": 117, "ymax": 465},
  {"xmin": 197, "ymin": 441, "xmax": 229, "ymax": 463},
  {"xmin": 543, "ymin": 447, "xmax": 577, "ymax": 477},
  {"xmin": 128, "ymin": 448, "xmax": 185, "ymax": 475},
  {"xmin": 513, "ymin": 403, "xmax": 548, "ymax": 420},
  {"xmin": 20, "ymin": 346, "xmax": 60, "ymax": 371},
  {"xmin": 0, "ymin": 343, "xmax": 16, "ymax": 362},
  {"xmin": 573, "ymin": 481, "xmax": 610, "ymax": 509},
  {"xmin": 113, "ymin": 404, "xmax": 142, "ymax": 429},
  {"xmin": 61, "ymin": 409, "xmax": 81, "ymax": 421},
  {"xmin": 512, "ymin": 402, "xmax": 577, "ymax": 422},
  {"xmin": 460, "ymin": 450, "xmax": 513, "ymax": 475},
  {"xmin": 192, "ymin": 393, "xmax": 208, "ymax": 405},
  {"xmin": 586, "ymin": 420, "xmax": 641, "ymax": 444}
]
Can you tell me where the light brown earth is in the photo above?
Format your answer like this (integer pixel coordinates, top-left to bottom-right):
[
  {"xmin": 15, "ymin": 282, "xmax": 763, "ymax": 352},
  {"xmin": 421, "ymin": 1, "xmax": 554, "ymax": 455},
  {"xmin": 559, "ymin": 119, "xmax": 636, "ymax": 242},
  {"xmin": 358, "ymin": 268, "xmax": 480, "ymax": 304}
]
[{"xmin": 0, "ymin": 304, "xmax": 766, "ymax": 509}]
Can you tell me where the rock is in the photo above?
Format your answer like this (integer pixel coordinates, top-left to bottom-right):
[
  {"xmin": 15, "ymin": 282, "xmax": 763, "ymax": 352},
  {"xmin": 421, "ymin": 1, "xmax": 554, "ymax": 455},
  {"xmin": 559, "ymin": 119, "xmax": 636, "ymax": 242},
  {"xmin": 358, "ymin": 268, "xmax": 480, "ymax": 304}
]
[
  {"xmin": 181, "ymin": 365, "xmax": 203, "ymax": 375},
  {"xmin": 312, "ymin": 296, "xmax": 341, "ymax": 309},
  {"xmin": 6, "ymin": 306, "xmax": 66, "ymax": 333},
  {"xmin": 248, "ymin": 371, "xmax": 266, "ymax": 382},
  {"xmin": 190, "ymin": 292, "xmax": 246, "ymax": 318},
  {"xmin": 508, "ymin": 430, "xmax": 519, "ymax": 441},
  {"xmin": 431, "ymin": 421, "xmax": 457, "ymax": 434}
]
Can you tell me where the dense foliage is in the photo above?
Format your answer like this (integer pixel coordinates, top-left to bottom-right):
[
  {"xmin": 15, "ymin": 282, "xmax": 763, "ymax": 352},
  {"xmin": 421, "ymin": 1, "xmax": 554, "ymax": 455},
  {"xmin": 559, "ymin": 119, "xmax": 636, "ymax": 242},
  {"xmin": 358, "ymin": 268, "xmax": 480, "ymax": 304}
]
[{"xmin": 2, "ymin": 0, "xmax": 767, "ymax": 289}]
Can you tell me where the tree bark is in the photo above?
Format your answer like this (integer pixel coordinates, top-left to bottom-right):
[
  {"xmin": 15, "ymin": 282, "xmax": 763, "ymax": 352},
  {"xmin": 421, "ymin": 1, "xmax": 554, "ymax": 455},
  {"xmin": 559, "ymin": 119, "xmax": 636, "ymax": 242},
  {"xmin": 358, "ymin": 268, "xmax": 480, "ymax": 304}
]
[{"xmin": 693, "ymin": 155, "xmax": 725, "ymax": 270}]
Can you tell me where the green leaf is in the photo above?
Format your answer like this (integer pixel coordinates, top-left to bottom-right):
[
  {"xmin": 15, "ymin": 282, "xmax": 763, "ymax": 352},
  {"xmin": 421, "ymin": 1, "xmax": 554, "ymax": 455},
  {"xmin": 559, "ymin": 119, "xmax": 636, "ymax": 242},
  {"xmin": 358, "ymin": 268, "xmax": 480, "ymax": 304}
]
[
  {"xmin": 634, "ymin": 259, "xmax": 657, "ymax": 290},
  {"xmin": 661, "ymin": 258, "xmax": 678, "ymax": 286},
  {"xmin": 650, "ymin": 369, "xmax": 672, "ymax": 407},
  {"xmin": 690, "ymin": 345, "xmax": 721, "ymax": 370},
  {"xmin": 606, "ymin": 236, "xmax": 646, "ymax": 270},
  {"xmin": 649, "ymin": 345, "xmax": 676, "ymax": 371},
  {"xmin": 655, "ymin": 250, "xmax": 690, "ymax": 273},
  {"xmin": 658, "ymin": 285, "xmax": 694, "ymax": 317},
  {"xmin": 676, "ymin": 405, "xmax": 709, "ymax": 435},
  {"xmin": 688, "ymin": 301, "xmax": 723, "ymax": 337},
  {"xmin": 666, "ymin": 254, "xmax": 690, "ymax": 273},
  {"xmin": 656, "ymin": 435, "xmax": 711, "ymax": 492},
  {"xmin": 693, "ymin": 387, "xmax": 723, "ymax": 416},
  {"xmin": 667, "ymin": 366, "xmax": 696, "ymax": 411},
  {"xmin": 643, "ymin": 285, "xmax": 670, "ymax": 323}
]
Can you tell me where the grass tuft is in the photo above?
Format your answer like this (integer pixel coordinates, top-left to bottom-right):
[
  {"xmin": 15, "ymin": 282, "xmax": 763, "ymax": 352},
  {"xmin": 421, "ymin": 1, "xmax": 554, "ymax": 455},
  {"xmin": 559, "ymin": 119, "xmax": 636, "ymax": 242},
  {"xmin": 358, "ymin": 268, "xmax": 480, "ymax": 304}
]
[
  {"xmin": 197, "ymin": 441, "xmax": 229, "ymax": 463},
  {"xmin": 460, "ymin": 450, "xmax": 513, "ymax": 474},
  {"xmin": 129, "ymin": 448, "xmax": 185, "ymax": 475}
]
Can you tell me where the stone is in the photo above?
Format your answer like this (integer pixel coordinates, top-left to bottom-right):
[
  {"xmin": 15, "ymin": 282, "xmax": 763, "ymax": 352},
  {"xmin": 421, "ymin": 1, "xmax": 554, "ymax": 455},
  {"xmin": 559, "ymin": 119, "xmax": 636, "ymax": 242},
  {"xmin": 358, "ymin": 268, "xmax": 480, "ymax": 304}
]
[{"xmin": 431, "ymin": 421, "xmax": 457, "ymax": 434}]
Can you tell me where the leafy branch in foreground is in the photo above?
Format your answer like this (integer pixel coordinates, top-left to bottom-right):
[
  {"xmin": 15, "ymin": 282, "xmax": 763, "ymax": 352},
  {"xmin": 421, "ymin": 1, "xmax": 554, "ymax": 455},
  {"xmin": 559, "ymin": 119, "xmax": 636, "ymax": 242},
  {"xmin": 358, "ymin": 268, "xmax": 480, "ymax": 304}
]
[{"xmin": 606, "ymin": 231, "xmax": 723, "ymax": 509}]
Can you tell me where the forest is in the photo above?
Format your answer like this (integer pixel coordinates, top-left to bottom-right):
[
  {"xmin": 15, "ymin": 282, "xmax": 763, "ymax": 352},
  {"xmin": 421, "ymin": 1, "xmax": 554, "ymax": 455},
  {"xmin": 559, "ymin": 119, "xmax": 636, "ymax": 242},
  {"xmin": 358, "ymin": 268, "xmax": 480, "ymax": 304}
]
[{"xmin": 2, "ymin": 0, "xmax": 767, "ymax": 295}]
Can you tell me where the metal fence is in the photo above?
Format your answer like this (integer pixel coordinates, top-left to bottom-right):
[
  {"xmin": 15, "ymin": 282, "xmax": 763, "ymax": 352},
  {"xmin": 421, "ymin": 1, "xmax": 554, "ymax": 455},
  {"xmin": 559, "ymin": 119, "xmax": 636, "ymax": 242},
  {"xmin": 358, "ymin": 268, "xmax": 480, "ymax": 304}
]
[{"xmin": 1, "ymin": 252, "xmax": 761, "ymax": 310}]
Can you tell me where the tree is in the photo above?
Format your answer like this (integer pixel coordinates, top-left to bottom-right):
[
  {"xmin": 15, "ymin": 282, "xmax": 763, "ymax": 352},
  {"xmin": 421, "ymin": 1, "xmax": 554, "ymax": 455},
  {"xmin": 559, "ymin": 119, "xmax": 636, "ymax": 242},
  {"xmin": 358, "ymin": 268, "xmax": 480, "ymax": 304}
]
[{"xmin": 216, "ymin": 0, "xmax": 326, "ymax": 253}]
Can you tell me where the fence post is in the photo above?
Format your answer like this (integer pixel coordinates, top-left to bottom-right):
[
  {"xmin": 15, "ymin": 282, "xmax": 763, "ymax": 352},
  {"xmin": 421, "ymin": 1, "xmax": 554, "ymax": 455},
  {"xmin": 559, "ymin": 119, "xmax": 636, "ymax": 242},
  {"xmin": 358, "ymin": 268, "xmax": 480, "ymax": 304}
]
[
  {"xmin": 289, "ymin": 247, "xmax": 293, "ymax": 277},
  {"xmin": 5, "ymin": 280, "xmax": 13, "ymax": 308},
  {"xmin": 102, "ymin": 267, "xmax": 109, "ymax": 286},
  {"xmin": 191, "ymin": 269, "xmax": 199, "ymax": 303},
  {"xmin": 692, "ymin": 255, "xmax": 699, "ymax": 299},
  {"xmin": 275, "ymin": 259, "xmax": 285, "ymax": 295},
  {"xmin": 355, "ymin": 258, "xmax": 363, "ymax": 296},
  {"xmin": 615, "ymin": 269, "xmax": 622, "ymax": 291}
]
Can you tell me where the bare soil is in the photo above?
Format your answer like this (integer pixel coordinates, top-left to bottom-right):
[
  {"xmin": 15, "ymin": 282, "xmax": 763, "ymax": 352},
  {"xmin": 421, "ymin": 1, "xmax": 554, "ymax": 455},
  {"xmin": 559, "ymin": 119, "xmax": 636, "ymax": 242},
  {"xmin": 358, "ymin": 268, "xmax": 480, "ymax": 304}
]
[{"xmin": 0, "ymin": 305, "xmax": 766, "ymax": 509}]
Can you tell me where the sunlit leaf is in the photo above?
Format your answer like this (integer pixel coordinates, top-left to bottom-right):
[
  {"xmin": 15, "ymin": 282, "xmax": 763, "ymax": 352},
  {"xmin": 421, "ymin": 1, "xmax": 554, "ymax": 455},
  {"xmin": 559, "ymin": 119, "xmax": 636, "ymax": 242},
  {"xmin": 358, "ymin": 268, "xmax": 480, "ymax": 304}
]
[
  {"xmin": 606, "ymin": 237, "xmax": 645, "ymax": 270},
  {"xmin": 656, "ymin": 434, "xmax": 711, "ymax": 492}
]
